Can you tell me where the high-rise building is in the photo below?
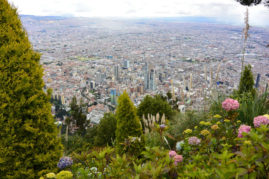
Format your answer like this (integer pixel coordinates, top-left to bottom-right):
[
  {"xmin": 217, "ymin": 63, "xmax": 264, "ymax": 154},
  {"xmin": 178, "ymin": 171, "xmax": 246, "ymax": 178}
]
[
  {"xmin": 255, "ymin": 73, "xmax": 261, "ymax": 88},
  {"xmin": 123, "ymin": 60, "xmax": 130, "ymax": 69},
  {"xmin": 204, "ymin": 65, "xmax": 207, "ymax": 81},
  {"xmin": 110, "ymin": 89, "xmax": 117, "ymax": 105},
  {"xmin": 144, "ymin": 62, "xmax": 149, "ymax": 89},
  {"xmin": 114, "ymin": 65, "xmax": 120, "ymax": 81},
  {"xmin": 96, "ymin": 72, "xmax": 105, "ymax": 84},
  {"xmin": 189, "ymin": 73, "xmax": 192, "ymax": 90},
  {"xmin": 90, "ymin": 81, "xmax": 95, "ymax": 89},
  {"xmin": 149, "ymin": 69, "xmax": 156, "ymax": 91}
]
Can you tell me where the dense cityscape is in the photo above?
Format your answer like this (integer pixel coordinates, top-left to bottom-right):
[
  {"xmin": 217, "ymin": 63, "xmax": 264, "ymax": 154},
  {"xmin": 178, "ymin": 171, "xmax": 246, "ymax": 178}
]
[{"xmin": 21, "ymin": 15, "xmax": 269, "ymax": 123}]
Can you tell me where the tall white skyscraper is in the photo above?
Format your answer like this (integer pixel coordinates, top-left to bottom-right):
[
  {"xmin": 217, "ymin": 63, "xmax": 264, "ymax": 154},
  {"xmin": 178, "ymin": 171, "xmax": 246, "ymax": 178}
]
[
  {"xmin": 123, "ymin": 60, "xmax": 130, "ymax": 69},
  {"xmin": 144, "ymin": 62, "xmax": 149, "ymax": 89},
  {"xmin": 149, "ymin": 69, "xmax": 156, "ymax": 91},
  {"xmin": 114, "ymin": 65, "xmax": 120, "ymax": 81}
]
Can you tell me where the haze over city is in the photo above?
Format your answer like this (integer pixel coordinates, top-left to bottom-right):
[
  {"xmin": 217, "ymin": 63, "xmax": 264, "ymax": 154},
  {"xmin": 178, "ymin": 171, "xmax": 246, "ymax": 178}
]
[{"xmin": 9, "ymin": 0, "xmax": 269, "ymax": 26}]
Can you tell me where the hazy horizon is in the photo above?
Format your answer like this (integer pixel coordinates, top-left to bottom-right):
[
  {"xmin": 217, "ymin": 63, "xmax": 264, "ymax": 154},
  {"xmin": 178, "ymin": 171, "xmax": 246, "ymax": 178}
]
[{"xmin": 9, "ymin": 0, "xmax": 269, "ymax": 27}]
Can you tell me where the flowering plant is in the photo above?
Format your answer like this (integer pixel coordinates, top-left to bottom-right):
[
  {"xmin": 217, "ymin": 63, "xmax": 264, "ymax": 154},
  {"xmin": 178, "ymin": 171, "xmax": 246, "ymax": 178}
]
[
  {"xmin": 57, "ymin": 156, "xmax": 73, "ymax": 170},
  {"xmin": 222, "ymin": 98, "xmax": 239, "ymax": 111}
]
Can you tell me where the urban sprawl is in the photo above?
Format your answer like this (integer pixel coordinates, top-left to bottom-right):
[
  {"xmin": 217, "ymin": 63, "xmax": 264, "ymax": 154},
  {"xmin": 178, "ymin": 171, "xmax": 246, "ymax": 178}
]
[{"xmin": 22, "ymin": 16, "xmax": 269, "ymax": 124}]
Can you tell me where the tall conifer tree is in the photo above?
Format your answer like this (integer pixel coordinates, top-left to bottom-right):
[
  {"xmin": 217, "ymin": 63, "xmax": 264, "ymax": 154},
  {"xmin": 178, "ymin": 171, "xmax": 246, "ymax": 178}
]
[
  {"xmin": 115, "ymin": 91, "xmax": 144, "ymax": 156},
  {"xmin": 238, "ymin": 64, "xmax": 256, "ymax": 96},
  {"xmin": 0, "ymin": 0, "xmax": 62, "ymax": 178}
]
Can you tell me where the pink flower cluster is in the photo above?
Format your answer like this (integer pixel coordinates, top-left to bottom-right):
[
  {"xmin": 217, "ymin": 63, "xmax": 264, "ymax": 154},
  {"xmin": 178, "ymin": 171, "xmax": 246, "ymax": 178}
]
[
  {"xmin": 169, "ymin": 150, "xmax": 183, "ymax": 166},
  {"xmin": 174, "ymin": 155, "xmax": 183, "ymax": 166},
  {"xmin": 238, "ymin": 125, "xmax": 251, "ymax": 138},
  {"xmin": 169, "ymin": 150, "xmax": 177, "ymax": 158},
  {"xmin": 222, "ymin": 98, "xmax": 239, "ymax": 111},
  {"xmin": 253, "ymin": 116, "xmax": 269, "ymax": 127},
  {"xmin": 188, "ymin": 136, "xmax": 201, "ymax": 145}
]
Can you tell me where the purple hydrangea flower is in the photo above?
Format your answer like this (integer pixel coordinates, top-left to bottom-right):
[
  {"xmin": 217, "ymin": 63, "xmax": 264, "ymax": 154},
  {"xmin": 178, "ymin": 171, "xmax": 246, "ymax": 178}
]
[
  {"xmin": 57, "ymin": 156, "xmax": 73, "ymax": 169},
  {"xmin": 188, "ymin": 136, "xmax": 201, "ymax": 145},
  {"xmin": 160, "ymin": 124, "xmax": 166, "ymax": 129},
  {"xmin": 253, "ymin": 116, "xmax": 269, "ymax": 128}
]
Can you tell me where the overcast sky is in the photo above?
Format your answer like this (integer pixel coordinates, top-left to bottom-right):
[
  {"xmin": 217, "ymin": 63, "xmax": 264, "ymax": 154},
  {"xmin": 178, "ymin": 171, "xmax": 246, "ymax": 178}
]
[{"xmin": 8, "ymin": 0, "xmax": 269, "ymax": 26}]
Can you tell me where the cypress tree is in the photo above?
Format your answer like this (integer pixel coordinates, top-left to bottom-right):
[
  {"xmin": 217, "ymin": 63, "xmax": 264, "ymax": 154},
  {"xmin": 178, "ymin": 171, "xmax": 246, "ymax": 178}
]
[
  {"xmin": 238, "ymin": 64, "xmax": 256, "ymax": 96},
  {"xmin": 115, "ymin": 91, "xmax": 144, "ymax": 156},
  {"xmin": 0, "ymin": 0, "xmax": 63, "ymax": 178}
]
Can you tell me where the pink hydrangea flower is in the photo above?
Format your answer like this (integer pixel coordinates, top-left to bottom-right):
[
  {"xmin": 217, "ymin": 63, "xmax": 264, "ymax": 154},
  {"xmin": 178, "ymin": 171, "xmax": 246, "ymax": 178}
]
[
  {"xmin": 222, "ymin": 98, "xmax": 240, "ymax": 111},
  {"xmin": 253, "ymin": 116, "xmax": 269, "ymax": 127},
  {"xmin": 169, "ymin": 150, "xmax": 177, "ymax": 158},
  {"xmin": 188, "ymin": 136, "xmax": 201, "ymax": 145},
  {"xmin": 174, "ymin": 155, "xmax": 183, "ymax": 166},
  {"xmin": 238, "ymin": 125, "xmax": 251, "ymax": 138}
]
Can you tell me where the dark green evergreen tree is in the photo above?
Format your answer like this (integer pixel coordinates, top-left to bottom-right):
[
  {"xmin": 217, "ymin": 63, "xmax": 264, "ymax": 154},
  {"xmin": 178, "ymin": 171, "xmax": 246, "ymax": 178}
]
[
  {"xmin": 238, "ymin": 64, "xmax": 256, "ymax": 96},
  {"xmin": 0, "ymin": 0, "xmax": 62, "ymax": 178},
  {"xmin": 115, "ymin": 91, "xmax": 144, "ymax": 156},
  {"xmin": 69, "ymin": 96, "xmax": 88, "ymax": 135},
  {"xmin": 94, "ymin": 112, "xmax": 117, "ymax": 146}
]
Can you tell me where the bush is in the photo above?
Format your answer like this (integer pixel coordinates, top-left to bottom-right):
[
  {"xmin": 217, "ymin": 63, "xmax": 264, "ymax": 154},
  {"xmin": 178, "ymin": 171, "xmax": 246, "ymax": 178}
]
[
  {"xmin": 210, "ymin": 91, "xmax": 269, "ymax": 126},
  {"xmin": 0, "ymin": 0, "xmax": 62, "ymax": 178},
  {"xmin": 115, "ymin": 91, "xmax": 144, "ymax": 156},
  {"xmin": 137, "ymin": 95, "xmax": 174, "ymax": 123},
  {"xmin": 94, "ymin": 112, "xmax": 117, "ymax": 146},
  {"xmin": 237, "ymin": 91, "xmax": 269, "ymax": 125},
  {"xmin": 168, "ymin": 111, "xmax": 209, "ymax": 147},
  {"xmin": 48, "ymin": 98, "xmax": 269, "ymax": 178},
  {"xmin": 56, "ymin": 171, "xmax": 73, "ymax": 179},
  {"xmin": 237, "ymin": 64, "xmax": 256, "ymax": 97}
]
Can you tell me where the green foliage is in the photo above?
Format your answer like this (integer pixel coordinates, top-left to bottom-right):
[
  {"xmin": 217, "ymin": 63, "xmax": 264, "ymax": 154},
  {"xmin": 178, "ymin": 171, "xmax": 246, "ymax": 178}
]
[
  {"xmin": 50, "ymin": 97, "xmax": 68, "ymax": 120},
  {"xmin": 62, "ymin": 133, "xmax": 92, "ymax": 155},
  {"xmin": 69, "ymin": 96, "xmax": 88, "ymax": 135},
  {"xmin": 137, "ymin": 95, "xmax": 174, "ymax": 122},
  {"xmin": 210, "ymin": 91, "xmax": 269, "ymax": 126},
  {"xmin": 209, "ymin": 93, "xmax": 226, "ymax": 115},
  {"xmin": 145, "ymin": 131, "xmax": 163, "ymax": 148},
  {"xmin": 55, "ymin": 171, "xmax": 73, "ymax": 179},
  {"xmin": 60, "ymin": 108, "xmax": 269, "ymax": 178},
  {"xmin": 94, "ymin": 112, "xmax": 117, "ymax": 146},
  {"xmin": 84, "ymin": 125, "xmax": 98, "ymax": 146},
  {"xmin": 115, "ymin": 91, "xmax": 144, "ymax": 156},
  {"xmin": 0, "ymin": 0, "xmax": 62, "ymax": 178},
  {"xmin": 237, "ymin": 64, "xmax": 256, "ymax": 97},
  {"xmin": 168, "ymin": 111, "xmax": 208, "ymax": 142},
  {"xmin": 237, "ymin": 91, "xmax": 269, "ymax": 125}
]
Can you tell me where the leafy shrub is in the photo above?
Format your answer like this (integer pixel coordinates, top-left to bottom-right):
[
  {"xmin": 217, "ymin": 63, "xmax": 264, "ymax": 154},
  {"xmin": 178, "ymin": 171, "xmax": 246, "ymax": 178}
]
[
  {"xmin": 56, "ymin": 171, "xmax": 73, "ymax": 179},
  {"xmin": 237, "ymin": 91, "xmax": 269, "ymax": 125},
  {"xmin": 115, "ymin": 91, "xmax": 144, "ymax": 156},
  {"xmin": 94, "ymin": 112, "xmax": 117, "ymax": 146},
  {"xmin": 62, "ymin": 133, "xmax": 92, "ymax": 155},
  {"xmin": 144, "ymin": 131, "xmax": 163, "ymax": 148},
  {"xmin": 168, "ymin": 111, "xmax": 209, "ymax": 147},
  {"xmin": 137, "ymin": 95, "xmax": 174, "ymax": 124}
]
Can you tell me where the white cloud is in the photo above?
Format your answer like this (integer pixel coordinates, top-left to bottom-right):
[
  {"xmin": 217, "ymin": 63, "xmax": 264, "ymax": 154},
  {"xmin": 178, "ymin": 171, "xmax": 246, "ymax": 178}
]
[{"xmin": 8, "ymin": 0, "xmax": 269, "ymax": 26}]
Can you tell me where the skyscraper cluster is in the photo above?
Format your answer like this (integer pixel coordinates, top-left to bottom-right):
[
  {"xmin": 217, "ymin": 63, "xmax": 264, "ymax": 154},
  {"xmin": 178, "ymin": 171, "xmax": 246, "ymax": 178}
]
[{"xmin": 144, "ymin": 62, "xmax": 156, "ymax": 91}]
